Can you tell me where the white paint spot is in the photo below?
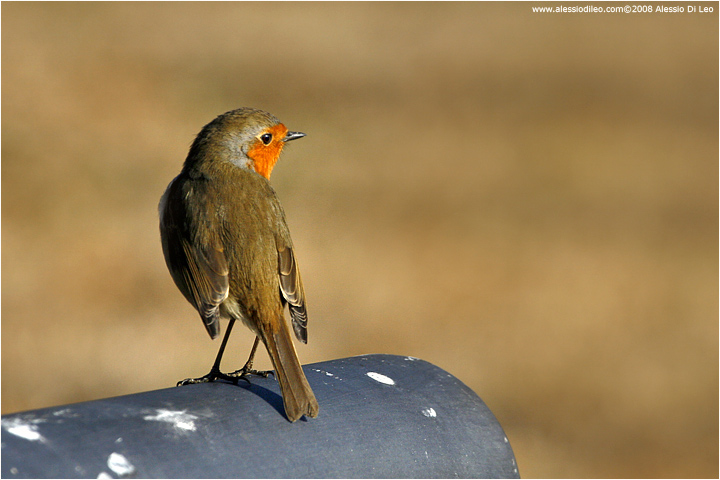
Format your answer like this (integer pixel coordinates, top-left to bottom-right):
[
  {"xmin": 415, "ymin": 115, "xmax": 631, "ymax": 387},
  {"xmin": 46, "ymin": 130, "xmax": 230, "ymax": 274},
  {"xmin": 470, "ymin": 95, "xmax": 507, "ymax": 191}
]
[
  {"xmin": 143, "ymin": 409, "xmax": 197, "ymax": 431},
  {"xmin": 115, "ymin": 437, "xmax": 123, "ymax": 444},
  {"xmin": 422, "ymin": 407, "xmax": 437, "ymax": 418},
  {"xmin": 404, "ymin": 356, "xmax": 419, "ymax": 361},
  {"xmin": 1, "ymin": 418, "xmax": 45, "ymax": 443},
  {"xmin": 366, "ymin": 372, "xmax": 395, "ymax": 385},
  {"xmin": 504, "ymin": 436, "xmax": 509, "ymax": 443},
  {"xmin": 311, "ymin": 368, "xmax": 341, "ymax": 380},
  {"xmin": 97, "ymin": 471, "xmax": 112, "ymax": 479},
  {"xmin": 107, "ymin": 453, "xmax": 135, "ymax": 477},
  {"xmin": 50, "ymin": 408, "xmax": 78, "ymax": 422},
  {"xmin": 7, "ymin": 424, "xmax": 42, "ymax": 441},
  {"xmin": 10, "ymin": 467, "xmax": 18, "ymax": 475}
]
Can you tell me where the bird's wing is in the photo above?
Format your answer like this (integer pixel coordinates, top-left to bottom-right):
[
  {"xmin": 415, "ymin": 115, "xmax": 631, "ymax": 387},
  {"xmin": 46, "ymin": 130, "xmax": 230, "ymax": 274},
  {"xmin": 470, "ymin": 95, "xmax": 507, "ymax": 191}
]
[
  {"xmin": 160, "ymin": 179, "xmax": 229, "ymax": 339},
  {"xmin": 177, "ymin": 239, "xmax": 229, "ymax": 338},
  {"xmin": 278, "ymin": 245, "xmax": 308, "ymax": 343}
]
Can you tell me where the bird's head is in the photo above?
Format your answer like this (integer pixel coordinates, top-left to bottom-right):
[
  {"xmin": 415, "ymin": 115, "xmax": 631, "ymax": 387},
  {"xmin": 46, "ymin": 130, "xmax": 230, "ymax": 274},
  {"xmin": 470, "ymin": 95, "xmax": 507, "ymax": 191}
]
[{"xmin": 185, "ymin": 107, "xmax": 305, "ymax": 179}]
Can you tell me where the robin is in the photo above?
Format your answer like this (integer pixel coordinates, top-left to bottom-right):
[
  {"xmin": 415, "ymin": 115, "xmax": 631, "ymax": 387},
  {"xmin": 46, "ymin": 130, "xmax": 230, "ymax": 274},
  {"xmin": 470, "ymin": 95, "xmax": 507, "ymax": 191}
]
[{"xmin": 159, "ymin": 107, "xmax": 319, "ymax": 422}]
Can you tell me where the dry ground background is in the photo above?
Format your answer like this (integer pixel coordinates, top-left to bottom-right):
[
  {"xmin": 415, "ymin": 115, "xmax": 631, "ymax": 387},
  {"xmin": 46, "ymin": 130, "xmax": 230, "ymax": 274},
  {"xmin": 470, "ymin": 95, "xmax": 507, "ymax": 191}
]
[{"xmin": 2, "ymin": 3, "xmax": 717, "ymax": 478}]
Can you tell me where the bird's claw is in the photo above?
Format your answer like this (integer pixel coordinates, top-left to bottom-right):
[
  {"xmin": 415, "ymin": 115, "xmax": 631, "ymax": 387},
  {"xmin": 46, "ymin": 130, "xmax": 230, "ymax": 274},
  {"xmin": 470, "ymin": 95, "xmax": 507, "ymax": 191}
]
[
  {"xmin": 227, "ymin": 366, "xmax": 274, "ymax": 379},
  {"xmin": 177, "ymin": 369, "xmax": 246, "ymax": 387},
  {"xmin": 177, "ymin": 376, "xmax": 211, "ymax": 386}
]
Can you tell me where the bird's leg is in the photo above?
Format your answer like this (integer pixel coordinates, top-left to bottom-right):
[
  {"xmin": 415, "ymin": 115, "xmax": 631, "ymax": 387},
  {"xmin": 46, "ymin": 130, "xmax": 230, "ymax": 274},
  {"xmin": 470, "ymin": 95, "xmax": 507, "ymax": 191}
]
[
  {"xmin": 227, "ymin": 336, "xmax": 274, "ymax": 379},
  {"xmin": 177, "ymin": 319, "xmax": 249, "ymax": 386}
]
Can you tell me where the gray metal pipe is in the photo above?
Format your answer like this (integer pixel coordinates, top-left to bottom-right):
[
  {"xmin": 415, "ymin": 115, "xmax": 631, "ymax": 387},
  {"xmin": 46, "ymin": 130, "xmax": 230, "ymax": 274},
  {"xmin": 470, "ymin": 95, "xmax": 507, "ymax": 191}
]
[{"xmin": 1, "ymin": 354, "xmax": 519, "ymax": 478}]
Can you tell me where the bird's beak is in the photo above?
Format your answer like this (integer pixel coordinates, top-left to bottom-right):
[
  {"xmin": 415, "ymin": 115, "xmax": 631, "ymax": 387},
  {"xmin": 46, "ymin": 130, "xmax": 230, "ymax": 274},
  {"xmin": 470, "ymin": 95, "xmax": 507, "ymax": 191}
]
[{"xmin": 282, "ymin": 131, "xmax": 306, "ymax": 142}]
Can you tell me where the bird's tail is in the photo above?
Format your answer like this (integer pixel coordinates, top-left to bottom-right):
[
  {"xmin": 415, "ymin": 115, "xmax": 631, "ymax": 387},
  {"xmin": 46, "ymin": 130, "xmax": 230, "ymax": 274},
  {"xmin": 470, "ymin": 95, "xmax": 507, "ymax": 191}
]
[{"xmin": 263, "ymin": 322, "xmax": 319, "ymax": 422}]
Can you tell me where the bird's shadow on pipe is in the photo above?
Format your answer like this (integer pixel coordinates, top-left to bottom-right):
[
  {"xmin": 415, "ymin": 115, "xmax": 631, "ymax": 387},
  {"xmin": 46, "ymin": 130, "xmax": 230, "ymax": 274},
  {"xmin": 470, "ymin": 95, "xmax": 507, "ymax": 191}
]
[{"xmin": 215, "ymin": 377, "xmax": 311, "ymax": 423}]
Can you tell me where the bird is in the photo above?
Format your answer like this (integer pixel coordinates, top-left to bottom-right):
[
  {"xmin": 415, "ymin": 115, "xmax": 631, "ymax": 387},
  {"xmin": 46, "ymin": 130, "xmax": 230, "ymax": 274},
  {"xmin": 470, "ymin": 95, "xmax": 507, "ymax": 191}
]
[{"xmin": 159, "ymin": 107, "xmax": 319, "ymax": 422}]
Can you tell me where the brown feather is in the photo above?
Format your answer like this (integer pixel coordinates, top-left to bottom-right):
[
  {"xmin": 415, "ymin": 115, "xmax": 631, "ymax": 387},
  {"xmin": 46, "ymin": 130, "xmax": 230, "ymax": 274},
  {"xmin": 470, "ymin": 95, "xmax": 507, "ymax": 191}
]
[
  {"xmin": 278, "ymin": 246, "xmax": 308, "ymax": 343},
  {"xmin": 160, "ymin": 175, "xmax": 229, "ymax": 339},
  {"xmin": 262, "ymin": 320, "xmax": 319, "ymax": 422}
]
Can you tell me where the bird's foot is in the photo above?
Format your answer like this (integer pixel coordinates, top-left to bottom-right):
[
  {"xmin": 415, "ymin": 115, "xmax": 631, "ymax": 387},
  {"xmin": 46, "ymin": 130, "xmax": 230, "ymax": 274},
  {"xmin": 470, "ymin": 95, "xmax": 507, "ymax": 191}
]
[
  {"xmin": 227, "ymin": 363, "xmax": 274, "ymax": 380},
  {"xmin": 177, "ymin": 367, "xmax": 248, "ymax": 387}
]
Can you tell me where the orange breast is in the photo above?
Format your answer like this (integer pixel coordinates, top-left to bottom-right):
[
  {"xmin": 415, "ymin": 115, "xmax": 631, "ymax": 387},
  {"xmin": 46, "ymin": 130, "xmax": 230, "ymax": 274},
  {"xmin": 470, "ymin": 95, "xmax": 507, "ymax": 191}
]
[{"xmin": 247, "ymin": 123, "xmax": 289, "ymax": 179}]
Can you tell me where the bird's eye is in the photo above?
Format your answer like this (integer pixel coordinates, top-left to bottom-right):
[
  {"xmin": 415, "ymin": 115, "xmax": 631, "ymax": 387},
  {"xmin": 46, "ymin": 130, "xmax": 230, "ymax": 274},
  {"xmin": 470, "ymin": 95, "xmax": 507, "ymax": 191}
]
[{"xmin": 260, "ymin": 133, "xmax": 273, "ymax": 145}]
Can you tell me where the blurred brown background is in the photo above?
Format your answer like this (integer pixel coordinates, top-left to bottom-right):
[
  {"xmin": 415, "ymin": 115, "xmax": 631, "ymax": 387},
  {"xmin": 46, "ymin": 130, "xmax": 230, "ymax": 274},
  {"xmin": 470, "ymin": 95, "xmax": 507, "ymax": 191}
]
[{"xmin": 2, "ymin": 2, "xmax": 717, "ymax": 477}]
